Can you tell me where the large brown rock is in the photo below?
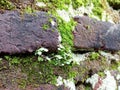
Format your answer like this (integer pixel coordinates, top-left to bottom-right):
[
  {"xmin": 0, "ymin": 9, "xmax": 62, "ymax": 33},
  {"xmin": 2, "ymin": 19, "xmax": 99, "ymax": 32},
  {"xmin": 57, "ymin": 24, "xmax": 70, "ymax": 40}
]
[
  {"xmin": 73, "ymin": 16, "xmax": 120, "ymax": 51},
  {"xmin": 0, "ymin": 11, "xmax": 59, "ymax": 54}
]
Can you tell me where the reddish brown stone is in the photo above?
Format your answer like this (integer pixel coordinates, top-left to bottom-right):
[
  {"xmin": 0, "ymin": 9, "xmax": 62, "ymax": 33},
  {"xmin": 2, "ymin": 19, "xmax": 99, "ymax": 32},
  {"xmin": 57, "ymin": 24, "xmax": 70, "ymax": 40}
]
[
  {"xmin": 0, "ymin": 11, "xmax": 59, "ymax": 54},
  {"xmin": 73, "ymin": 16, "xmax": 120, "ymax": 51}
]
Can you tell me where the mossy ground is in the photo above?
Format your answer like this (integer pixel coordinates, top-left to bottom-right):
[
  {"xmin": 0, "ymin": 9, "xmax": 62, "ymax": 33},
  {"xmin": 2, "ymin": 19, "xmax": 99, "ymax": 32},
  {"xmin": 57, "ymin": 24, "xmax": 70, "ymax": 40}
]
[
  {"xmin": 0, "ymin": 54, "xmax": 77, "ymax": 89},
  {"xmin": 0, "ymin": 52, "xmax": 111, "ymax": 89}
]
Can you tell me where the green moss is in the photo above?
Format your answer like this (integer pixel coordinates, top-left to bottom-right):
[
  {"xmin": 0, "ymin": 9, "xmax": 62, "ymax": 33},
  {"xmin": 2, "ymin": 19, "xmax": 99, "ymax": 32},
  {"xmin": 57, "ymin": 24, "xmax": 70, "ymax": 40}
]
[
  {"xmin": 110, "ymin": 60, "xmax": 120, "ymax": 70},
  {"xmin": 3, "ymin": 54, "xmax": 77, "ymax": 86},
  {"xmin": 37, "ymin": 0, "xmax": 71, "ymax": 10},
  {"xmin": 17, "ymin": 79, "xmax": 27, "ymax": 89},
  {"xmin": 71, "ymin": 0, "xmax": 89, "ymax": 9},
  {"xmin": 42, "ymin": 24, "xmax": 49, "ymax": 30},
  {"xmin": 98, "ymin": 71, "xmax": 105, "ymax": 77},
  {"xmin": 0, "ymin": 0, "xmax": 14, "ymax": 10},
  {"xmin": 85, "ymin": 84, "xmax": 92, "ymax": 90},
  {"xmin": 24, "ymin": 5, "xmax": 35, "ymax": 14},
  {"xmin": 89, "ymin": 52, "xmax": 100, "ymax": 60},
  {"xmin": 107, "ymin": 0, "xmax": 120, "ymax": 5},
  {"xmin": 58, "ymin": 19, "xmax": 76, "ymax": 48},
  {"xmin": 92, "ymin": 0, "xmax": 104, "ymax": 18}
]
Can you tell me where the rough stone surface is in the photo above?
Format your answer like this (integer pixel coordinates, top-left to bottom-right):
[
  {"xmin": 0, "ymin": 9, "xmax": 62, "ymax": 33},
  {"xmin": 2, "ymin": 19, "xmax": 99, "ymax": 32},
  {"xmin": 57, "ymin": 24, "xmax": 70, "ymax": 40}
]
[
  {"xmin": 0, "ymin": 10, "xmax": 59, "ymax": 54},
  {"xmin": 34, "ymin": 85, "xmax": 69, "ymax": 90},
  {"xmin": 73, "ymin": 16, "xmax": 120, "ymax": 51},
  {"xmin": 0, "ymin": 85, "xmax": 69, "ymax": 90}
]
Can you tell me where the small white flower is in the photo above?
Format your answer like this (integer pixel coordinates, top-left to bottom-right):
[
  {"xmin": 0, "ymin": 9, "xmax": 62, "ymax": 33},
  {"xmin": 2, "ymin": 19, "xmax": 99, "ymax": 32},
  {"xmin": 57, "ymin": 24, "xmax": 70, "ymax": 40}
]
[
  {"xmin": 58, "ymin": 44, "xmax": 64, "ymax": 50},
  {"xmin": 39, "ymin": 47, "xmax": 48, "ymax": 52},
  {"xmin": 37, "ymin": 51, "xmax": 42, "ymax": 55}
]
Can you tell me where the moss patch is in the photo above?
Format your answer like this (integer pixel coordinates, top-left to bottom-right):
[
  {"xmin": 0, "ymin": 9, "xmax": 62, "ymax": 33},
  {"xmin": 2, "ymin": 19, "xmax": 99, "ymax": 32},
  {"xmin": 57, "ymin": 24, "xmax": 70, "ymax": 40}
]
[{"xmin": 0, "ymin": 0, "xmax": 14, "ymax": 10}]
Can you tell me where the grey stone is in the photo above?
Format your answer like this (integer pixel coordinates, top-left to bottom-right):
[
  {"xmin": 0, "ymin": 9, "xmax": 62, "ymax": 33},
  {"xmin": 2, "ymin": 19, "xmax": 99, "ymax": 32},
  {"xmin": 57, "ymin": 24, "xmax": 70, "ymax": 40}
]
[
  {"xmin": 0, "ymin": 11, "xmax": 59, "ymax": 54},
  {"xmin": 73, "ymin": 16, "xmax": 120, "ymax": 51}
]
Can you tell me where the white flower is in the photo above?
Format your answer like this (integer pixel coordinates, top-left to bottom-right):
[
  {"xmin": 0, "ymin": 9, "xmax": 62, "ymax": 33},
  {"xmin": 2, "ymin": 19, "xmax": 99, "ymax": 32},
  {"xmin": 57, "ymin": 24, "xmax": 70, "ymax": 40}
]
[
  {"xmin": 39, "ymin": 47, "xmax": 48, "ymax": 52},
  {"xmin": 37, "ymin": 51, "xmax": 42, "ymax": 55},
  {"xmin": 58, "ymin": 44, "xmax": 64, "ymax": 50},
  {"xmin": 35, "ymin": 47, "xmax": 48, "ymax": 56}
]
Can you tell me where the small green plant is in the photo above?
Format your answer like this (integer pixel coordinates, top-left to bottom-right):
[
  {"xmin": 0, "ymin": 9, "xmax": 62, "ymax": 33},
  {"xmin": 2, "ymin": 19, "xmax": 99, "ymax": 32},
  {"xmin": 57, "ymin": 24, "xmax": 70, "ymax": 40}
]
[
  {"xmin": 36, "ymin": 0, "xmax": 71, "ymax": 10},
  {"xmin": 85, "ymin": 84, "xmax": 92, "ymax": 90},
  {"xmin": 68, "ymin": 71, "xmax": 77, "ymax": 79},
  {"xmin": 35, "ymin": 47, "xmax": 49, "ymax": 61},
  {"xmin": 98, "ymin": 71, "xmax": 105, "ymax": 77},
  {"xmin": 42, "ymin": 24, "xmax": 49, "ymax": 30},
  {"xmin": 0, "ymin": 0, "xmax": 14, "ymax": 10},
  {"xmin": 35, "ymin": 45, "xmax": 72, "ymax": 66},
  {"xmin": 17, "ymin": 79, "xmax": 27, "ymax": 89},
  {"xmin": 4, "ymin": 56, "xmax": 20, "ymax": 65},
  {"xmin": 89, "ymin": 52, "xmax": 100, "ymax": 60},
  {"xmin": 110, "ymin": 60, "xmax": 120, "ymax": 70},
  {"xmin": 24, "ymin": 5, "xmax": 35, "ymax": 13}
]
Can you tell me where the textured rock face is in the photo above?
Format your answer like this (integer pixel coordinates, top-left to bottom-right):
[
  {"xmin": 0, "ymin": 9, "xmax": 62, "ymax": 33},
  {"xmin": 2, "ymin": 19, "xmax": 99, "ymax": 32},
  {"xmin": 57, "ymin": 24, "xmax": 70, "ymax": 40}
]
[
  {"xmin": 73, "ymin": 16, "xmax": 120, "ymax": 51},
  {"xmin": 0, "ymin": 11, "xmax": 59, "ymax": 54},
  {"xmin": 34, "ymin": 85, "xmax": 69, "ymax": 90}
]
